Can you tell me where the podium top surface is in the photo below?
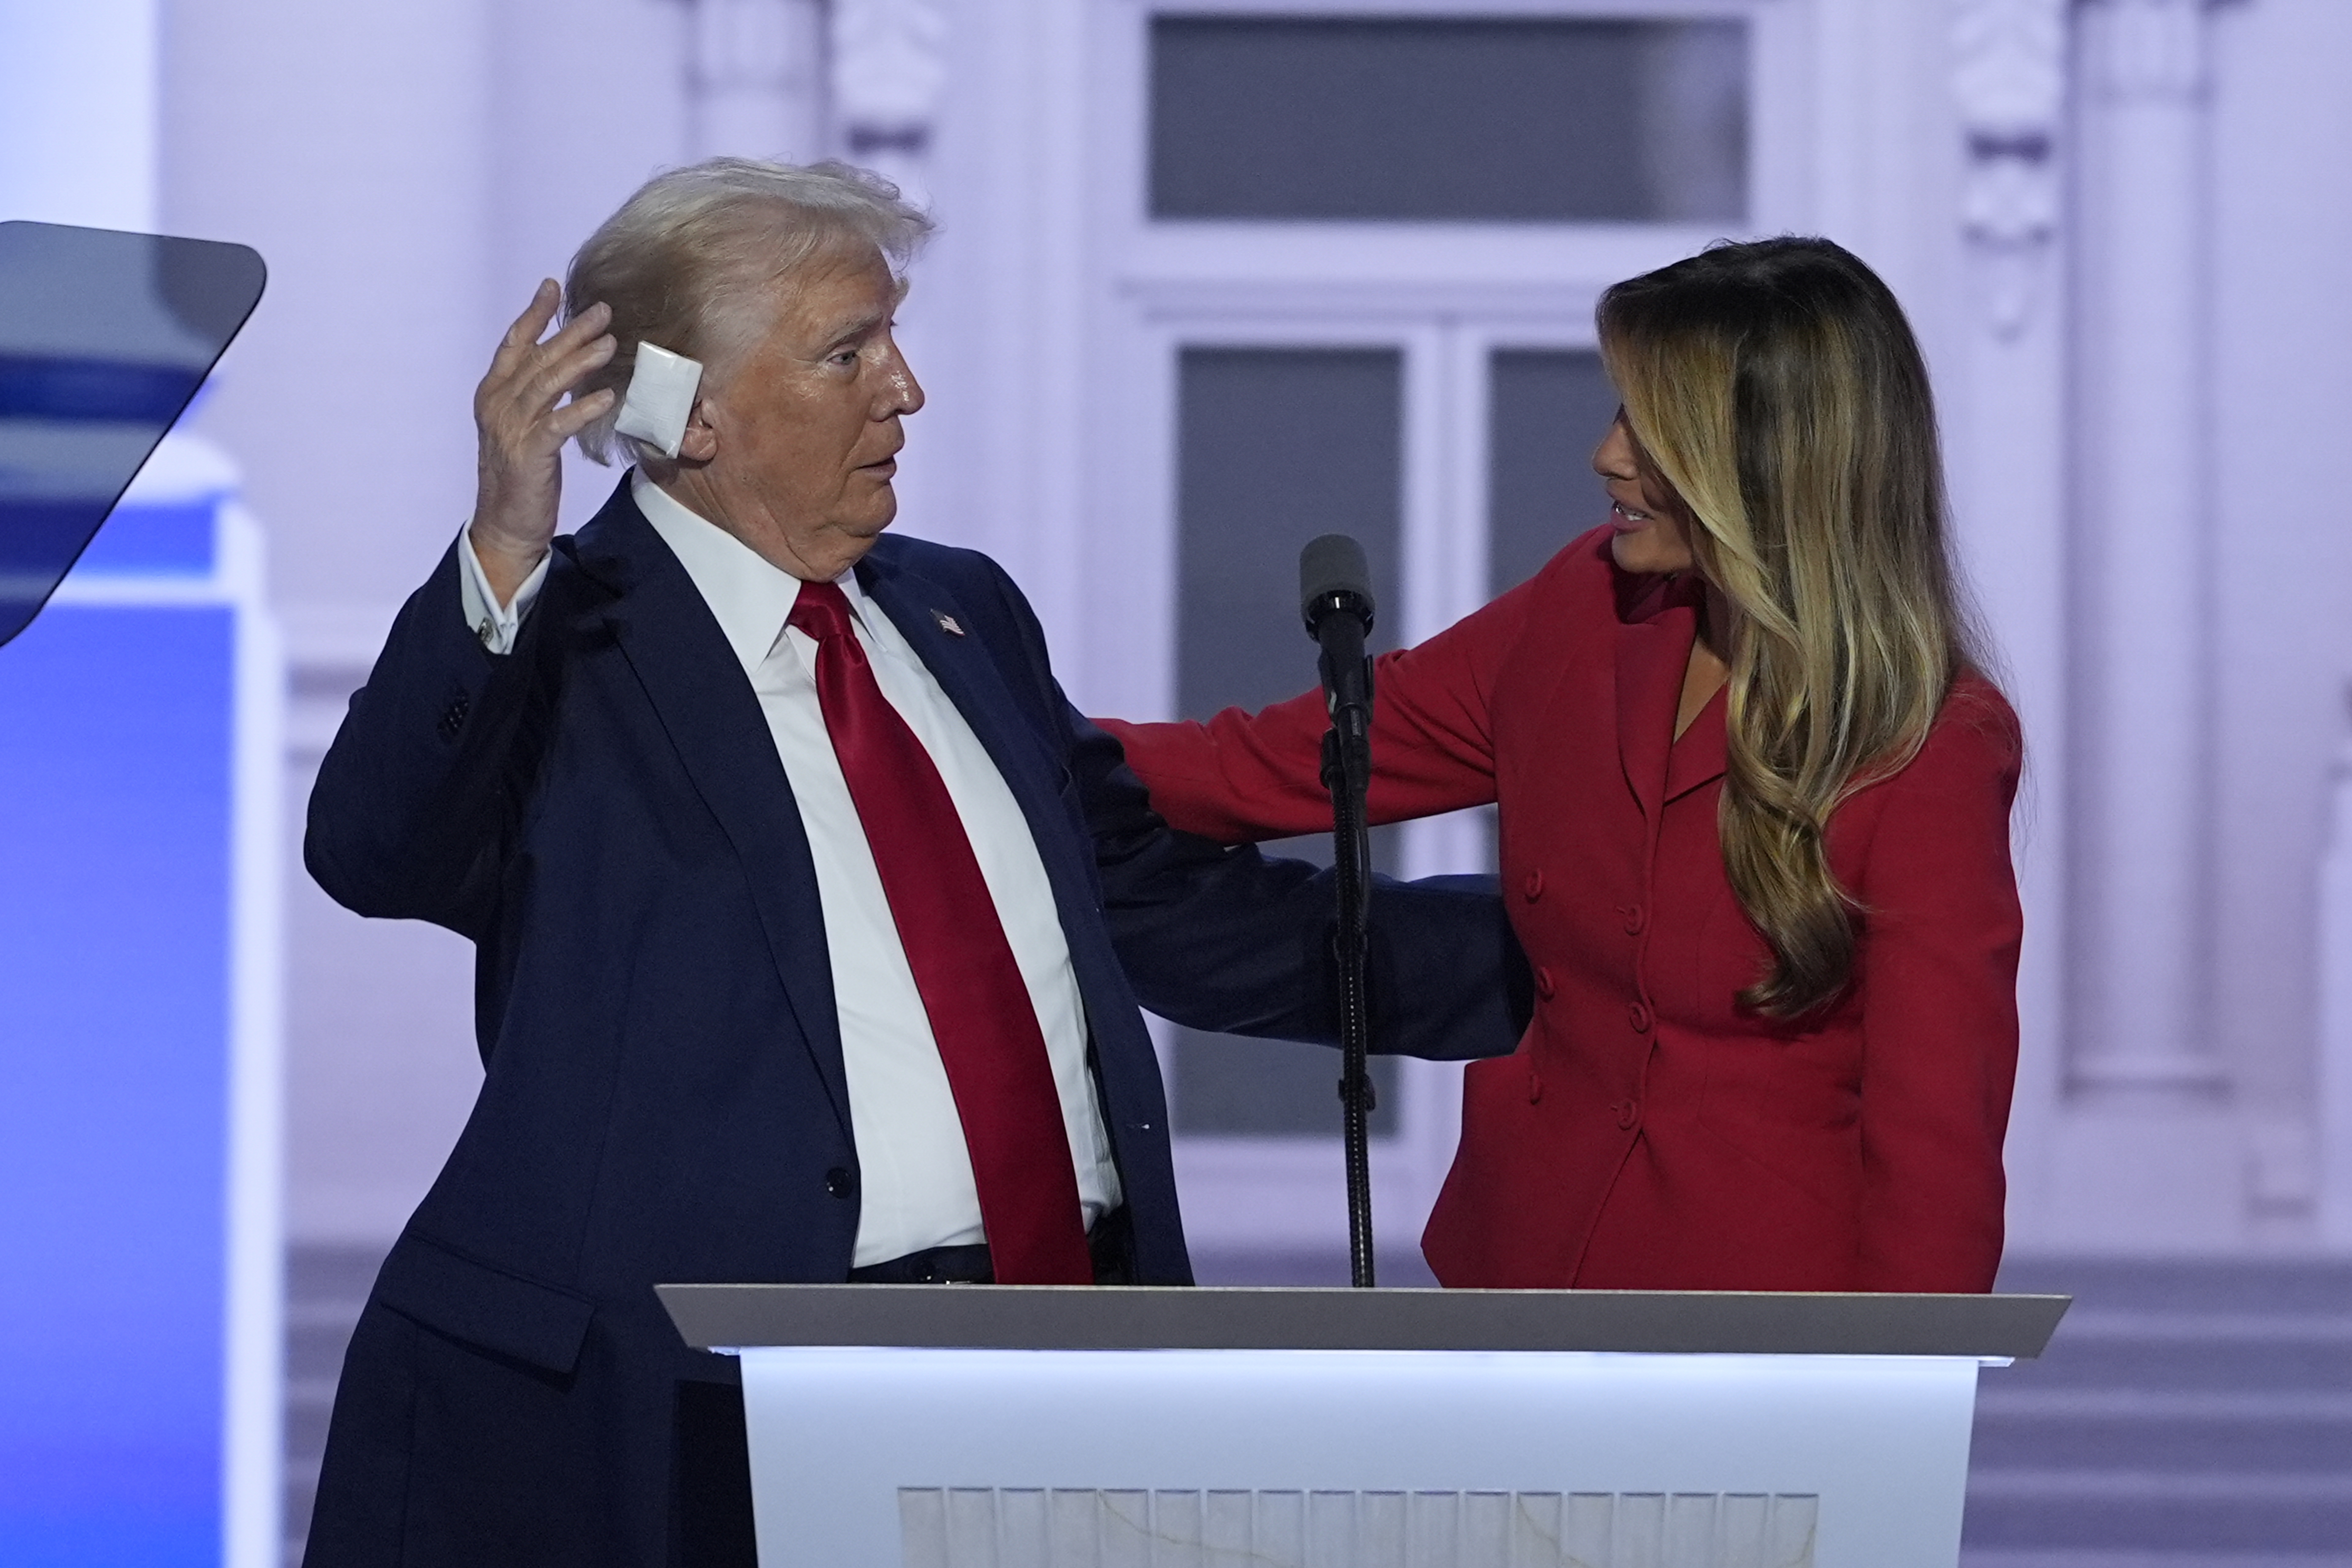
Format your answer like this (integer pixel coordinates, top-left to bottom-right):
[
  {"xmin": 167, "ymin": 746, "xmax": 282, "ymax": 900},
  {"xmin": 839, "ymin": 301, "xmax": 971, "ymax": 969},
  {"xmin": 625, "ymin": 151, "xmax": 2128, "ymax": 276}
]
[{"xmin": 656, "ymin": 1285, "xmax": 2070, "ymax": 1360}]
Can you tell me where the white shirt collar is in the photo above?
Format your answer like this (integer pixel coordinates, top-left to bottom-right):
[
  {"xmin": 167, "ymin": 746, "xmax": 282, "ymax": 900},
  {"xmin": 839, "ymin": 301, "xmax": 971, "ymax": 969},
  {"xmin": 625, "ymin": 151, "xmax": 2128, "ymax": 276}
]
[{"xmin": 629, "ymin": 469, "xmax": 870, "ymax": 675}]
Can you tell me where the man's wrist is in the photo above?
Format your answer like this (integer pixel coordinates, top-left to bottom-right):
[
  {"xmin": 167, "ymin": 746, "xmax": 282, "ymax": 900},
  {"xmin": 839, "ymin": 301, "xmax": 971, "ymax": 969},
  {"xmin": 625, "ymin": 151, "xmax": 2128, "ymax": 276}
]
[
  {"xmin": 466, "ymin": 519, "xmax": 549, "ymax": 569},
  {"xmin": 466, "ymin": 520, "xmax": 550, "ymax": 604}
]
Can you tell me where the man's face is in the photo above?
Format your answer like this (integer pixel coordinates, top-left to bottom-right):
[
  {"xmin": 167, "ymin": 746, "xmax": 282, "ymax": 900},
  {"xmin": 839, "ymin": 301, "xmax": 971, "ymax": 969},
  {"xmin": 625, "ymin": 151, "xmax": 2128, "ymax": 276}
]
[{"xmin": 673, "ymin": 248, "xmax": 924, "ymax": 581}]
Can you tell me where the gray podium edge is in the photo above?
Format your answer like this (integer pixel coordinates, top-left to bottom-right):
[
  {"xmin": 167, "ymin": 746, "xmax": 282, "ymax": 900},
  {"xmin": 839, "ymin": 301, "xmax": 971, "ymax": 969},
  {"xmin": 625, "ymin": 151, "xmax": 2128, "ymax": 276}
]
[{"xmin": 656, "ymin": 1285, "xmax": 2070, "ymax": 1360}]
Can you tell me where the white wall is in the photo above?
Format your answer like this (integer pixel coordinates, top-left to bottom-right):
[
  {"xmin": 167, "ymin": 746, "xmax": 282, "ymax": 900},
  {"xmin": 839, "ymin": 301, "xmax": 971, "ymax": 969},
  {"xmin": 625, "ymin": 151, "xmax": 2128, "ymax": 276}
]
[
  {"xmin": 116, "ymin": 0, "xmax": 2352, "ymax": 1255},
  {"xmin": 2207, "ymin": 0, "xmax": 2352, "ymax": 1233},
  {"xmin": 159, "ymin": 0, "xmax": 692, "ymax": 1240},
  {"xmin": 0, "ymin": 0, "xmax": 156, "ymax": 231}
]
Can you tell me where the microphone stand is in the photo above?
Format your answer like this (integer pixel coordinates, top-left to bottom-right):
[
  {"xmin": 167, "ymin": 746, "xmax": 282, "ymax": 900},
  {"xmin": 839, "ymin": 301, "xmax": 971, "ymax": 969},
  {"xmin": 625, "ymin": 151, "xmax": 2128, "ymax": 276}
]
[{"xmin": 1317, "ymin": 628, "xmax": 1378, "ymax": 1289}]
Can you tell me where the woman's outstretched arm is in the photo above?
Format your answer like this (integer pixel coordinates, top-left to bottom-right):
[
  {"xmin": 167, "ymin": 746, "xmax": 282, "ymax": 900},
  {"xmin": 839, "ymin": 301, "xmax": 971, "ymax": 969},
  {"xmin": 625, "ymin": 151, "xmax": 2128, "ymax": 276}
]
[{"xmin": 1100, "ymin": 555, "xmax": 1563, "ymax": 841}]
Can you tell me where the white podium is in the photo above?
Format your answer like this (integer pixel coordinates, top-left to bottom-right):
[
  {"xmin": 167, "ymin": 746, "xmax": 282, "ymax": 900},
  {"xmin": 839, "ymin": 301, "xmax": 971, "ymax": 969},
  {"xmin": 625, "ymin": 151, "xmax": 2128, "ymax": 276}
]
[{"xmin": 660, "ymin": 1285, "xmax": 2067, "ymax": 1568}]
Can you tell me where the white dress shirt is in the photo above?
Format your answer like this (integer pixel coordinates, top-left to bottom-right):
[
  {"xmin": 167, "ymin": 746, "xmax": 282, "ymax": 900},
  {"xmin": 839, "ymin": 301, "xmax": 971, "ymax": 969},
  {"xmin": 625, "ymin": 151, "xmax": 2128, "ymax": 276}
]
[{"xmin": 456, "ymin": 475, "xmax": 1121, "ymax": 1265}]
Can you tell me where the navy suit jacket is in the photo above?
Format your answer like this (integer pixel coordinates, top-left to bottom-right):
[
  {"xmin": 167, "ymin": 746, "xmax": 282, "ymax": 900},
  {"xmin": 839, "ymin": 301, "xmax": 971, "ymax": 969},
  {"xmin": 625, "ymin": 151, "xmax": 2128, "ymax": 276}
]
[{"xmin": 299, "ymin": 480, "xmax": 1519, "ymax": 1567}]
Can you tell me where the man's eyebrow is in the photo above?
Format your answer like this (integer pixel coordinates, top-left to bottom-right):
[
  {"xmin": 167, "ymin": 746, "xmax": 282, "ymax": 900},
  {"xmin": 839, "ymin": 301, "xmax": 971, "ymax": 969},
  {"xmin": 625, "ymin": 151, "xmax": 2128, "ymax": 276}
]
[{"xmin": 815, "ymin": 307, "xmax": 889, "ymax": 349}]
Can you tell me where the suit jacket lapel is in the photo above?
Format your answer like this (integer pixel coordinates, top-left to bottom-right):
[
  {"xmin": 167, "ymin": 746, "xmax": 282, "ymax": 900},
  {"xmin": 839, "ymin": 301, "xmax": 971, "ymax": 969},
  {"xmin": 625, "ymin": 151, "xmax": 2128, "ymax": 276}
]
[
  {"xmin": 570, "ymin": 490, "xmax": 854, "ymax": 1135},
  {"xmin": 1613, "ymin": 618, "xmax": 1685, "ymax": 821},
  {"xmin": 1612, "ymin": 570, "xmax": 1708, "ymax": 819},
  {"xmin": 1663, "ymin": 685, "xmax": 1730, "ymax": 803},
  {"xmin": 858, "ymin": 556, "xmax": 1099, "ymax": 916}
]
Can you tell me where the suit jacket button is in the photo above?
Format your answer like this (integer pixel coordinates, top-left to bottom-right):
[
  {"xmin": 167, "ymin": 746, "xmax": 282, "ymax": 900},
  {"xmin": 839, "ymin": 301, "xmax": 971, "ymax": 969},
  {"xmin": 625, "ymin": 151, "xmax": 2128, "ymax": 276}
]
[
  {"xmin": 824, "ymin": 1167, "xmax": 857, "ymax": 1199},
  {"xmin": 1628, "ymin": 1001, "xmax": 1653, "ymax": 1032},
  {"xmin": 1528, "ymin": 1070, "xmax": 1543, "ymax": 1104},
  {"xmin": 1619, "ymin": 903, "xmax": 1645, "ymax": 935},
  {"xmin": 1535, "ymin": 966, "xmax": 1556, "ymax": 1000},
  {"xmin": 1522, "ymin": 869, "xmax": 1544, "ymax": 901},
  {"xmin": 1615, "ymin": 1099, "xmax": 1640, "ymax": 1130}
]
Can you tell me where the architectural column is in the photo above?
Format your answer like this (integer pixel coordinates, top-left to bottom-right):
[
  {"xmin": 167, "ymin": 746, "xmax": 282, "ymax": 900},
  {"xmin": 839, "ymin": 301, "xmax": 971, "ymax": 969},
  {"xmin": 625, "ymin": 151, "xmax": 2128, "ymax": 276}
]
[
  {"xmin": 1956, "ymin": 0, "xmax": 2067, "ymax": 336},
  {"xmin": 686, "ymin": 0, "xmax": 830, "ymax": 162},
  {"xmin": 830, "ymin": 0, "xmax": 948, "ymax": 208},
  {"xmin": 2069, "ymin": 0, "xmax": 2224, "ymax": 1097},
  {"xmin": 2321, "ymin": 701, "xmax": 2352, "ymax": 1242},
  {"xmin": 1951, "ymin": 0, "xmax": 2072, "ymax": 1227}
]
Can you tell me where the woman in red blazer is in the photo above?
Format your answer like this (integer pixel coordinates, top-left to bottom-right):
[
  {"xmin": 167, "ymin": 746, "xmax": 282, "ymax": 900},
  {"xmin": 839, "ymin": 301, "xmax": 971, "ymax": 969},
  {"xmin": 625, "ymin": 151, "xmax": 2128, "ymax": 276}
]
[{"xmin": 1104, "ymin": 238, "xmax": 2022, "ymax": 1293}]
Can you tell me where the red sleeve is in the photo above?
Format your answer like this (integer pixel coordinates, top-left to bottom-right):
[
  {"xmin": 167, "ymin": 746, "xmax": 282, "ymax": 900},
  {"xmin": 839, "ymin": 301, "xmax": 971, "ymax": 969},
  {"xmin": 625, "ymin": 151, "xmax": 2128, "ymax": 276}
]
[
  {"xmin": 1099, "ymin": 563, "xmax": 1553, "ymax": 843},
  {"xmin": 1852, "ymin": 683, "xmax": 2024, "ymax": 1291}
]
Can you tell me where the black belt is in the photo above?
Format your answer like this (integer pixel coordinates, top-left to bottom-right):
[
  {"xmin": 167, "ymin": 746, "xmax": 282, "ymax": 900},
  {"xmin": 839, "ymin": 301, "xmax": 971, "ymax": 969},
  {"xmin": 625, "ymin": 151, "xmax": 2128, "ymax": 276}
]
[{"xmin": 847, "ymin": 1206, "xmax": 1136, "ymax": 1285}]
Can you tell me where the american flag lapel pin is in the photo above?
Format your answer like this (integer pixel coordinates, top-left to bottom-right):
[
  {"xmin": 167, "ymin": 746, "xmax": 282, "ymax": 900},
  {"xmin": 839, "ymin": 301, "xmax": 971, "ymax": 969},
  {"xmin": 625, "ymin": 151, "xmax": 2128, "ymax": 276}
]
[{"xmin": 933, "ymin": 610, "xmax": 966, "ymax": 637}]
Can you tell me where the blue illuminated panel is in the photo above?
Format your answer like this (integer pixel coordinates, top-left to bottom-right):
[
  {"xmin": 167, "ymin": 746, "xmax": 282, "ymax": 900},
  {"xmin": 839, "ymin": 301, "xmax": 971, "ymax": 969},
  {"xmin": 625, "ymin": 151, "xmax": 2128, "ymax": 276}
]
[{"xmin": 0, "ymin": 599, "xmax": 233, "ymax": 1567}]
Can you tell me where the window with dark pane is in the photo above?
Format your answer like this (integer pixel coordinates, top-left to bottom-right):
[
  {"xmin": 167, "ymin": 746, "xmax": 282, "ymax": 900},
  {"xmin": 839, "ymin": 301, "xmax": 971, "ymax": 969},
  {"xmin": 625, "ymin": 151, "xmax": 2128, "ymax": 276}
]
[
  {"xmin": 1170, "ymin": 347, "xmax": 1403, "ymax": 1138},
  {"xmin": 1151, "ymin": 16, "xmax": 1748, "ymax": 223},
  {"xmin": 1489, "ymin": 349, "xmax": 1622, "ymax": 597}
]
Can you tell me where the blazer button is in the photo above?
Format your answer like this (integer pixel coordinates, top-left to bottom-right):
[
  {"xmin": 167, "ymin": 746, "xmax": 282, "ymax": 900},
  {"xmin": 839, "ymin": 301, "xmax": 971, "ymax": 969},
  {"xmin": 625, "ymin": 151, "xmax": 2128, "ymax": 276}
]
[
  {"xmin": 1527, "ymin": 1070, "xmax": 1543, "ymax": 1105},
  {"xmin": 1627, "ymin": 1001, "xmax": 1653, "ymax": 1033},
  {"xmin": 824, "ymin": 1166, "xmax": 857, "ymax": 1199},
  {"xmin": 1615, "ymin": 1099, "xmax": 1640, "ymax": 1130},
  {"xmin": 1523, "ymin": 869, "xmax": 1544, "ymax": 902},
  {"xmin": 1535, "ymin": 966, "xmax": 1557, "ymax": 1000},
  {"xmin": 1619, "ymin": 903, "xmax": 1645, "ymax": 935}
]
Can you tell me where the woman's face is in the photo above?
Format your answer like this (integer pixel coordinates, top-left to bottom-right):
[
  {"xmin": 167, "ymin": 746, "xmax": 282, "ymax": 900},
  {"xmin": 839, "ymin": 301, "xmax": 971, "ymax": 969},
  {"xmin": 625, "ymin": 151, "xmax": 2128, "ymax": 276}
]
[{"xmin": 1593, "ymin": 410, "xmax": 1699, "ymax": 576}]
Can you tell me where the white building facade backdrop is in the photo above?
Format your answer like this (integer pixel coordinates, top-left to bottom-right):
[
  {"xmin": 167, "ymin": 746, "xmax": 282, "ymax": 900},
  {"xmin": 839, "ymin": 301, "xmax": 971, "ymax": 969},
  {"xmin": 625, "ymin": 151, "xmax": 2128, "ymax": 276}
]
[{"xmin": 9, "ymin": 0, "xmax": 2352, "ymax": 1277}]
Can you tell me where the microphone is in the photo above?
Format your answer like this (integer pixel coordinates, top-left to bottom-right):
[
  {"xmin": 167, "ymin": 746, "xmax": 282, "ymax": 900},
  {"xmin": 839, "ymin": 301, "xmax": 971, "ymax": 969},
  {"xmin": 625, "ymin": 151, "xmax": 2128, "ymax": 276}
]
[
  {"xmin": 1298, "ymin": 533, "xmax": 1380, "ymax": 1287},
  {"xmin": 1299, "ymin": 533, "xmax": 1376, "ymax": 729}
]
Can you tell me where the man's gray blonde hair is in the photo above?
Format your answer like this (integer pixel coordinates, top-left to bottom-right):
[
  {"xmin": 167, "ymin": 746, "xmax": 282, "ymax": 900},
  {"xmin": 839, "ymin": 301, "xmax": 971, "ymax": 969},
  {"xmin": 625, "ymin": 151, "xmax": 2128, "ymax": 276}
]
[{"xmin": 564, "ymin": 158, "xmax": 933, "ymax": 466}]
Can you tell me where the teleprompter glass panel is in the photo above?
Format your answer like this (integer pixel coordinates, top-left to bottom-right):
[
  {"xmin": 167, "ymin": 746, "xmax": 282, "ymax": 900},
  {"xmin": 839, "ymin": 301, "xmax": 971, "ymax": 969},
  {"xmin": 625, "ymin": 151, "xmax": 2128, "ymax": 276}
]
[
  {"xmin": 1489, "ymin": 349, "xmax": 1622, "ymax": 596},
  {"xmin": 0, "ymin": 222, "xmax": 264, "ymax": 648},
  {"xmin": 1171, "ymin": 347, "xmax": 1401, "ymax": 1138},
  {"xmin": 1151, "ymin": 16, "xmax": 1748, "ymax": 223}
]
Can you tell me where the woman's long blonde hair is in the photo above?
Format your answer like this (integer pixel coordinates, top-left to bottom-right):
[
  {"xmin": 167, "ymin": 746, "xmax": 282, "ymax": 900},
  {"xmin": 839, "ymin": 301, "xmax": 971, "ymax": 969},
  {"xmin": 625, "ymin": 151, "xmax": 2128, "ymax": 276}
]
[{"xmin": 1598, "ymin": 237, "xmax": 1987, "ymax": 1018}]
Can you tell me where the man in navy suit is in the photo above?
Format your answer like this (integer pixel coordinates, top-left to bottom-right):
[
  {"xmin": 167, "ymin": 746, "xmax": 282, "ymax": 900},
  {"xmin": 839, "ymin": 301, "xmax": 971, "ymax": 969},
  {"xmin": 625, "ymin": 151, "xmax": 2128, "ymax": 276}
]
[{"xmin": 300, "ymin": 160, "xmax": 1515, "ymax": 1567}]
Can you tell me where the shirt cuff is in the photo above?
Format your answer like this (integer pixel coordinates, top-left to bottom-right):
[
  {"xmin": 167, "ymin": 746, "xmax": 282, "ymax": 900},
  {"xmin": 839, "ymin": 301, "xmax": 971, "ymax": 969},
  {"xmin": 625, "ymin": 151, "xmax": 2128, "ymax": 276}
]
[{"xmin": 457, "ymin": 524, "xmax": 549, "ymax": 655}]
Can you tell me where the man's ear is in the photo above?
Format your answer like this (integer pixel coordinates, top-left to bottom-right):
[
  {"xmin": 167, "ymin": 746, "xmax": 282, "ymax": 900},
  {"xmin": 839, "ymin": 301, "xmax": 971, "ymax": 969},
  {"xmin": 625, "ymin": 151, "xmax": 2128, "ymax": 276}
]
[{"xmin": 675, "ymin": 401, "xmax": 719, "ymax": 464}]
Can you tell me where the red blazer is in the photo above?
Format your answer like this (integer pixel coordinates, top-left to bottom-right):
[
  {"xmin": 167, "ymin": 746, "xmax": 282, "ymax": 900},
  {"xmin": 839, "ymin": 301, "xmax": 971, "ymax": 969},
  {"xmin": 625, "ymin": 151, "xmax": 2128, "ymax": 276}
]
[{"xmin": 1103, "ymin": 527, "xmax": 2022, "ymax": 1292}]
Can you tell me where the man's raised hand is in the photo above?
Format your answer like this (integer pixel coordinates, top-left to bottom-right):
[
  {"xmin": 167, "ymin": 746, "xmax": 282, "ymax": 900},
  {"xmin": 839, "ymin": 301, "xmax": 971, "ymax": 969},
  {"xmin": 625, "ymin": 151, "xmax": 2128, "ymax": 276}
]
[{"xmin": 468, "ymin": 280, "xmax": 616, "ymax": 604}]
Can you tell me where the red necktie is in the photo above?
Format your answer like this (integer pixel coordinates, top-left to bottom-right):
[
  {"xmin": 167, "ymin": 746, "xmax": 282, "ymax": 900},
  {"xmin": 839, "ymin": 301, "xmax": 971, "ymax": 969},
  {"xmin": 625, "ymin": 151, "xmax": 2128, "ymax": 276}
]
[{"xmin": 787, "ymin": 580, "xmax": 1094, "ymax": 1285}]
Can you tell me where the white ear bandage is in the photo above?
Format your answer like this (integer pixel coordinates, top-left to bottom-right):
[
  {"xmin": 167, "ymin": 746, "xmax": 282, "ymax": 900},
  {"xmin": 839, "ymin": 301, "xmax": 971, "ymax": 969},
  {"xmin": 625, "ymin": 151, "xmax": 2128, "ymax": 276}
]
[{"xmin": 612, "ymin": 341, "xmax": 704, "ymax": 460}]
